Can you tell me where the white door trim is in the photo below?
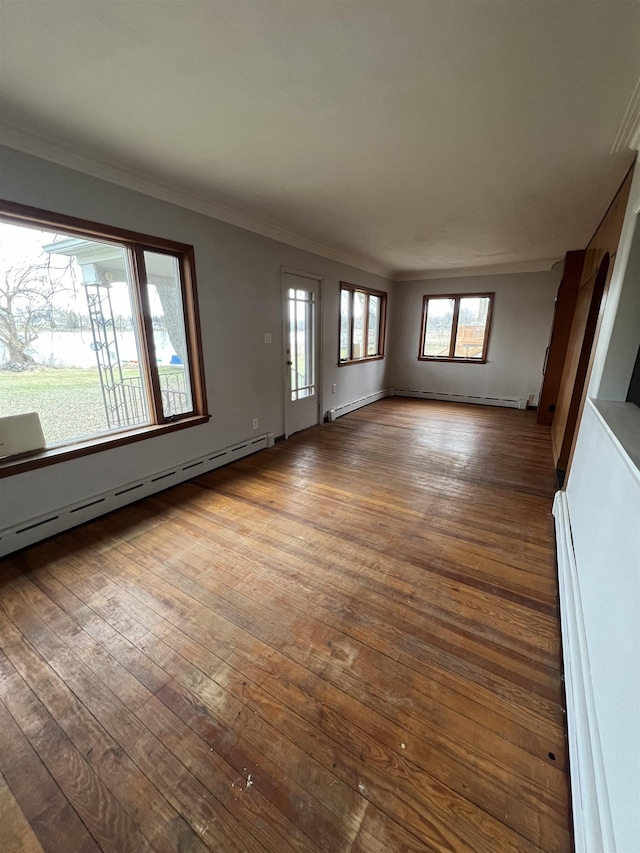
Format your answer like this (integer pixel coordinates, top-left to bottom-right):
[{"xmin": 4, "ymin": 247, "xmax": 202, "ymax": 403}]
[{"xmin": 281, "ymin": 266, "xmax": 323, "ymax": 439}]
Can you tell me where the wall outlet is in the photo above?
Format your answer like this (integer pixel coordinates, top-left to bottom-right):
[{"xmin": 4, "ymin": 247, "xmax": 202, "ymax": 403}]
[
  {"xmin": 252, "ymin": 418, "xmax": 259, "ymax": 430},
  {"xmin": 332, "ymin": 383, "xmax": 337, "ymax": 393},
  {"xmin": 264, "ymin": 333, "xmax": 272, "ymax": 344}
]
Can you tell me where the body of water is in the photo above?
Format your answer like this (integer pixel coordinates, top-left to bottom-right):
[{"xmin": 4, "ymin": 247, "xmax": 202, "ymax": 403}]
[{"xmin": 1, "ymin": 329, "xmax": 177, "ymax": 368}]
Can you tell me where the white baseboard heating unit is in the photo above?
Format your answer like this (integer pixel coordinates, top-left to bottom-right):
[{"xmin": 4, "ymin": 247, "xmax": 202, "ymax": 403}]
[
  {"xmin": 0, "ymin": 432, "xmax": 275, "ymax": 558},
  {"xmin": 392, "ymin": 388, "xmax": 525, "ymax": 409},
  {"xmin": 553, "ymin": 490, "xmax": 616, "ymax": 853},
  {"xmin": 327, "ymin": 388, "xmax": 391, "ymax": 421}
]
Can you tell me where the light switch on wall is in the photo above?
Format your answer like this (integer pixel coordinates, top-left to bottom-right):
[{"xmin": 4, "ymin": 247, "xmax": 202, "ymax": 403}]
[{"xmin": 264, "ymin": 333, "xmax": 272, "ymax": 344}]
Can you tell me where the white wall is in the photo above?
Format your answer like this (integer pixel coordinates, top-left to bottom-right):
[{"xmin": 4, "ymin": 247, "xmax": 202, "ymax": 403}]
[
  {"xmin": 388, "ymin": 268, "xmax": 562, "ymax": 404},
  {"xmin": 562, "ymin": 166, "xmax": 640, "ymax": 852},
  {"xmin": 565, "ymin": 401, "xmax": 640, "ymax": 852},
  {"xmin": 597, "ymin": 213, "xmax": 640, "ymax": 401},
  {"xmin": 0, "ymin": 145, "xmax": 393, "ymax": 530}
]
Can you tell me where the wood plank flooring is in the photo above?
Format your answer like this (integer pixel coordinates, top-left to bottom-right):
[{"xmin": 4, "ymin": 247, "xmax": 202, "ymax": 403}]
[{"xmin": 0, "ymin": 399, "xmax": 571, "ymax": 852}]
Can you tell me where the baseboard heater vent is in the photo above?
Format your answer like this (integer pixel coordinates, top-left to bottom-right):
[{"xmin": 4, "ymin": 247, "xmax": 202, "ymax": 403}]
[
  {"xmin": 392, "ymin": 388, "xmax": 524, "ymax": 409},
  {"xmin": 0, "ymin": 431, "xmax": 275, "ymax": 558},
  {"xmin": 553, "ymin": 491, "xmax": 615, "ymax": 853},
  {"xmin": 327, "ymin": 388, "xmax": 392, "ymax": 422}
]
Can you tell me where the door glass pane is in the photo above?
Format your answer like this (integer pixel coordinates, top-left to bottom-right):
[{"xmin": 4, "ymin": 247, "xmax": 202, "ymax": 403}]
[
  {"xmin": 296, "ymin": 298, "xmax": 308, "ymax": 391},
  {"xmin": 288, "ymin": 289, "xmax": 314, "ymax": 401},
  {"xmin": 144, "ymin": 251, "xmax": 193, "ymax": 417},
  {"xmin": 289, "ymin": 294, "xmax": 297, "ymax": 399},
  {"xmin": 353, "ymin": 291, "xmax": 365, "ymax": 359},
  {"xmin": 423, "ymin": 298, "xmax": 454, "ymax": 357},
  {"xmin": 0, "ymin": 220, "xmax": 150, "ymax": 447},
  {"xmin": 455, "ymin": 296, "xmax": 490, "ymax": 359},
  {"xmin": 304, "ymin": 299, "xmax": 314, "ymax": 389},
  {"xmin": 340, "ymin": 289, "xmax": 350, "ymax": 361},
  {"xmin": 367, "ymin": 295, "xmax": 380, "ymax": 356}
]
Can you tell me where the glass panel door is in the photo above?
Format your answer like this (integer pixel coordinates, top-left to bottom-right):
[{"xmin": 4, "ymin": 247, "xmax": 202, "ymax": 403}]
[
  {"xmin": 284, "ymin": 272, "xmax": 320, "ymax": 437},
  {"xmin": 288, "ymin": 287, "xmax": 315, "ymax": 402}
]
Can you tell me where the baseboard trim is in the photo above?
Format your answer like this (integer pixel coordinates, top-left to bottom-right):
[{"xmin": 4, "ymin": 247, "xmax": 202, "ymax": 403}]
[
  {"xmin": 327, "ymin": 388, "xmax": 391, "ymax": 421},
  {"xmin": 553, "ymin": 490, "xmax": 616, "ymax": 853},
  {"xmin": 0, "ymin": 432, "xmax": 275, "ymax": 558},
  {"xmin": 392, "ymin": 388, "xmax": 524, "ymax": 409}
]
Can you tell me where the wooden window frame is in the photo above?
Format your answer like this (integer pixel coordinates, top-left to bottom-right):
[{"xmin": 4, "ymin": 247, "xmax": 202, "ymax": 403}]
[
  {"xmin": 0, "ymin": 200, "xmax": 209, "ymax": 477},
  {"xmin": 338, "ymin": 282, "xmax": 387, "ymax": 365},
  {"xmin": 418, "ymin": 292, "xmax": 494, "ymax": 364}
]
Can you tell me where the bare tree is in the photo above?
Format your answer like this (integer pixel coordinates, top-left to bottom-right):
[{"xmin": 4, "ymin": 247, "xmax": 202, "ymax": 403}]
[
  {"xmin": 152, "ymin": 278, "xmax": 188, "ymax": 365},
  {"xmin": 0, "ymin": 256, "xmax": 72, "ymax": 366}
]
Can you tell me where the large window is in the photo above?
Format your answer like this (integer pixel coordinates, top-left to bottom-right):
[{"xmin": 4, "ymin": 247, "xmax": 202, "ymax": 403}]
[
  {"xmin": 419, "ymin": 293, "xmax": 493, "ymax": 363},
  {"xmin": 0, "ymin": 201, "xmax": 208, "ymax": 472},
  {"xmin": 339, "ymin": 282, "xmax": 386, "ymax": 364}
]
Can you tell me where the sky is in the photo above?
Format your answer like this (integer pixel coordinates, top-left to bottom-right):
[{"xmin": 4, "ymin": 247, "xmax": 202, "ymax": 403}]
[{"xmin": 0, "ymin": 221, "xmax": 163, "ymax": 317}]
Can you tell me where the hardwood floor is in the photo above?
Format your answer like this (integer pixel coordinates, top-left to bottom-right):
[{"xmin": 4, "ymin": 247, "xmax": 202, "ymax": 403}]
[{"xmin": 0, "ymin": 399, "xmax": 571, "ymax": 852}]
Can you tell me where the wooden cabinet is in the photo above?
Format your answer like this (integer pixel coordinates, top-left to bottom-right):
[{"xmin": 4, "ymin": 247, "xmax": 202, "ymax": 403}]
[
  {"xmin": 550, "ymin": 167, "xmax": 634, "ymax": 475},
  {"xmin": 537, "ymin": 251, "xmax": 585, "ymax": 426}
]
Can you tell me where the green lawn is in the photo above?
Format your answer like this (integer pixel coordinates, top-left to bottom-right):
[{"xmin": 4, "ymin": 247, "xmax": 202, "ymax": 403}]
[
  {"xmin": 1, "ymin": 367, "xmax": 106, "ymax": 394},
  {"xmin": 0, "ymin": 366, "xmax": 157, "ymax": 393},
  {"xmin": 0, "ymin": 367, "xmax": 152, "ymax": 445}
]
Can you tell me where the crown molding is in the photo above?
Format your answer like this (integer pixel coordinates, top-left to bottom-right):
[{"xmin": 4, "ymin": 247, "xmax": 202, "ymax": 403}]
[
  {"xmin": 0, "ymin": 120, "xmax": 393, "ymax": 280},
  {"xmin": 393, "ymin": 257, "xmax": 562, "ymax": 282},
  {"xmin": 0, "ymin": 121, "xmax": 566, "ymax": 285},
  {"xmin": 611, "ymin": 76, "xmax": 640, "ymax": 155}
]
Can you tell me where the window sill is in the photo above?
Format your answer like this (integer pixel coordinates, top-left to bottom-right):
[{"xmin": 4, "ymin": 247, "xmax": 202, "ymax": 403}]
[
  {"xmin": 417, "ymin": 356, "xmax": 487, "ymax": 364},
  {"xmin": 0, "ymin": 414, "xmax": 211, "ymax": 478},
  {"xmin": 591, "ymin": 399, "xmax": 640, "ymax": 473},
  {"xmin": 339, "ymin": 355, "xmax": 385, "ymax": 366}
]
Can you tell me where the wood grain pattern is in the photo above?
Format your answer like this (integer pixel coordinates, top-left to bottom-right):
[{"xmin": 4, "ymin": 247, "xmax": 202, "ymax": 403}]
[
  {"xmin": 0, "ymin": 399, "xmax": 571, "ymax": 852},
  {"xmin": 551, "ymin": 165, "xmax": 634, "ymax": 471},
  {"xmin": 537, "ymin": 250, "xmax": 584, "ymax": 426},
  {"xmin": 0, "ymin": 770, "xmax": 45, "ymax": 853}
]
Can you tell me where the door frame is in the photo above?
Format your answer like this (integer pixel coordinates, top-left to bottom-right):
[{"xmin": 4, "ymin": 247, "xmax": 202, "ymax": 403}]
[
  {"xmin": 553, "ymin": 253, "xmax": 611, "ymax": 474},
  {"xmin": 281, "ymin": 266, "xmax": 323, "ymax": 439}
]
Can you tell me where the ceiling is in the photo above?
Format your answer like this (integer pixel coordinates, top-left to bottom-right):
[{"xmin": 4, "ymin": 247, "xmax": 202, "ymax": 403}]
[{"xmin": 0, "ymin": 1, "xmax": 638, "ymax": 279}]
